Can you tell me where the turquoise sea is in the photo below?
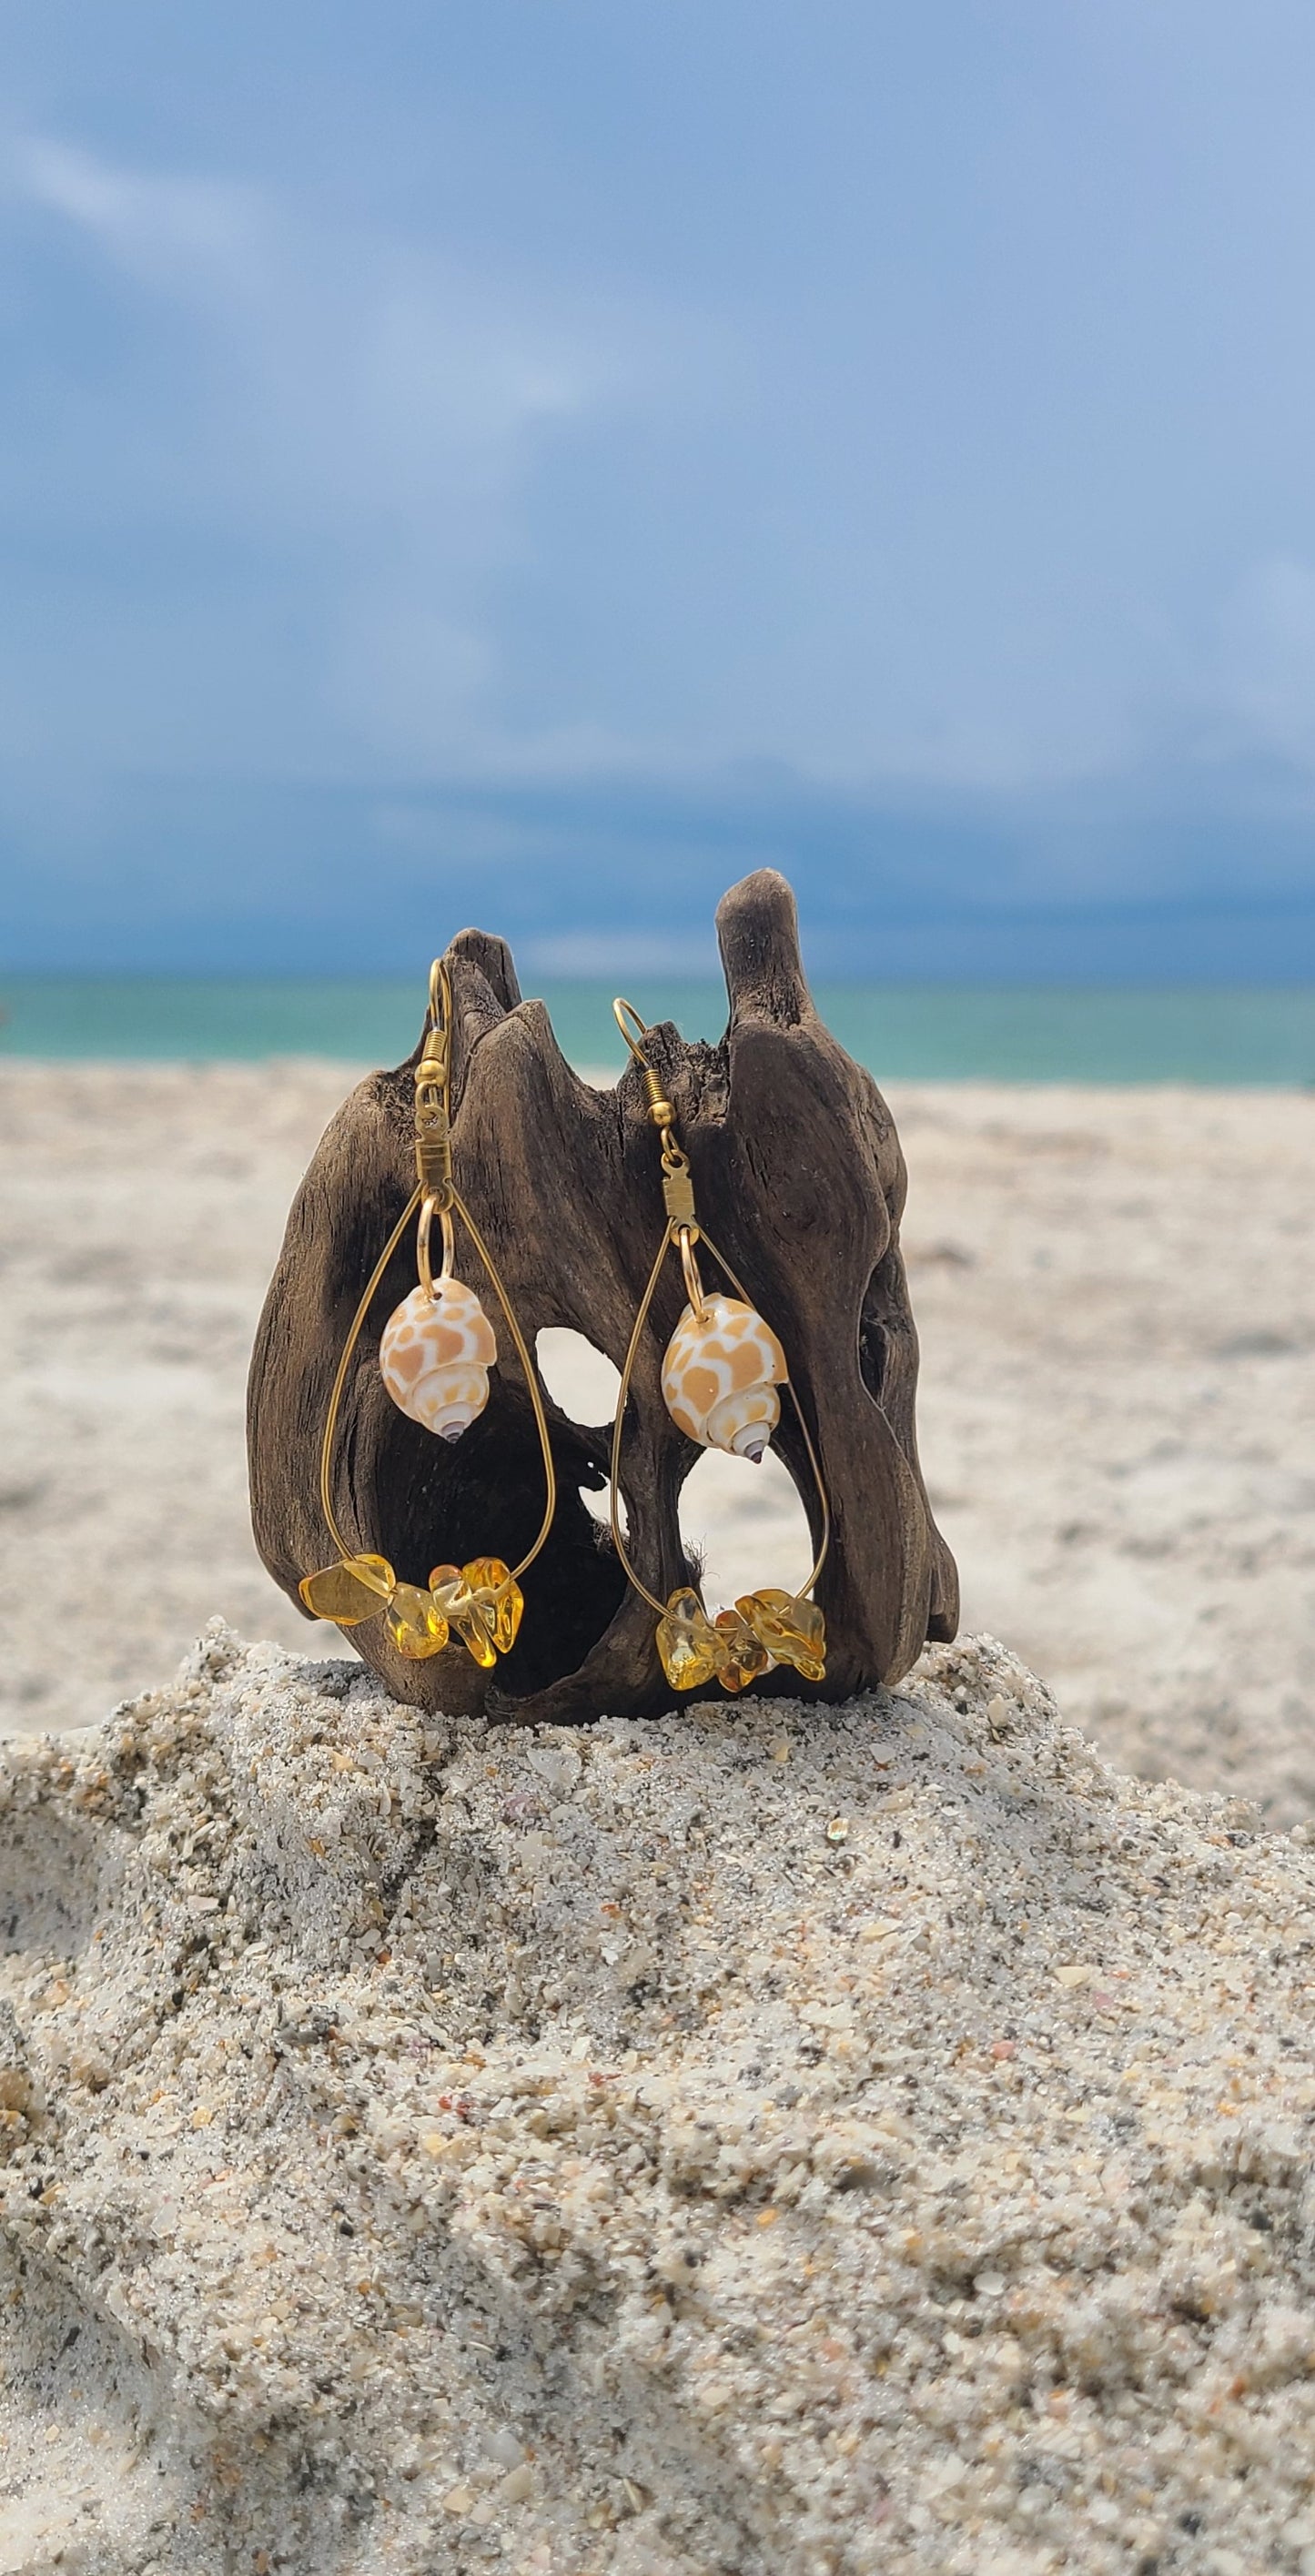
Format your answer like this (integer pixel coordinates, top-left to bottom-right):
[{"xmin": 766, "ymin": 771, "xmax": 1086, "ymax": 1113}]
[{"xmin": 1, "ymin": 976, "xmax": 1312, "ymax": 1085}]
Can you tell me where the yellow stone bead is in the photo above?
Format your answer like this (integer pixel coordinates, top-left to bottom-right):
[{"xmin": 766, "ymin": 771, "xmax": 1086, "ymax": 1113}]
[
  {"xmin": 459, "ymin": 1616, "xmax": 499, "ymax": 1671},
  {"xmin": 384, "ymin": 1583, "xmax": 450, "ymax": 1660},
  {"xmin": 460, "ymin": 1558, "xmax": 523, "ymax": 1656},
  {"xmin": 739, "ymin": 1589, "xmax": 826, "ymax": 1682},
  {"xmin": 427, "ymin": 1562, "xmax": 498, "ymax": 1669},
  {"xmin": 712, "ymin": 1609, "xmax": 770, "ymax": 1693},
  {"xmin": 655, "ymin": 1587, "xmax": 720, "ymax": 1692},
  {"xmin": 298, "ymin": 1553, "xmax": 395, "ymax": 1624}
]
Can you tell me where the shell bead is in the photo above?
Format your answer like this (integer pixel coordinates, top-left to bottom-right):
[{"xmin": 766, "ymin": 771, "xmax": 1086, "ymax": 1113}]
[
  {"xmin": 379, "ymin": 1278, "xmax": 497, "ymax": 1441},
  {"xmin": 661, "ymin": 1293, "xmax": 786, "ymax": 1460}
]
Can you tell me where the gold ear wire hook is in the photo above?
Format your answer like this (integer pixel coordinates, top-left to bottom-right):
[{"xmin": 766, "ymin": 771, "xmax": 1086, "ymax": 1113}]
[
  {"xmin": 612, "ymin": 994, "xmax": 650, "ymax": 1062},
  {"xmin": 416, "ymin": 957, "xmax": 455, "ymax": 1296},
  {"xmin": 613, "ymin": 995, "xmax": 677, "ymax": 1132},
  {"xmin": 613, "ymin": 995, "xmax": 701, "ymax": 1269}
]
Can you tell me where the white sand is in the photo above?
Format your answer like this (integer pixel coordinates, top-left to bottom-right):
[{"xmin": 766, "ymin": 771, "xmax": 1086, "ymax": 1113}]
[
  {"xmin": 3, "ymin": 1063, "xmax": 1315, "ymax": 2571},
  {"xmin": 1, "ymin": 1063, "xmax": 1311, "ymax": 1813},
  {"xmin": 3, "ymin": 1625, "xmax": 1315, "ymax": 2574}
]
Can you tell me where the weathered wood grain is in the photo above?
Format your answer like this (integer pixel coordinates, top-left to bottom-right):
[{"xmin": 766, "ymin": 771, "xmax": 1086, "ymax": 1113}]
[{"xmin": 247, "ymin": 870, "xmax": 957, "ymax": 1719}]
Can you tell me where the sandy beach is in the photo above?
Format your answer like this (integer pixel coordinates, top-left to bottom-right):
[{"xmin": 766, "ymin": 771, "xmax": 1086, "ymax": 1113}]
[
  {"xmin": 5, "ymin": 5, "xmax": 1312, "ymax": 2560},
  {"xmin": 5, "ymin": 1623, "xmax": 1315, "ymax": 2575},
  {"xmin": 1, "ymin": 1060, "xmax": 1310, "ymax": 1814},
  {"xmin": 3, "ymin": 1058, "xmax": 1315, "ymax": 2571}
]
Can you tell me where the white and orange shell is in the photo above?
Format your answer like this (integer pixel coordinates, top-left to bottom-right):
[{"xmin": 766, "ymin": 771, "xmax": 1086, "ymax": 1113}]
[
  {"xmin": 379, "ymin": 1278, "xmax": 497, "ymax": 1441},
  {"xmin": 661, "ymin": 1293, "xmax": 786, "ymax": 1460}
]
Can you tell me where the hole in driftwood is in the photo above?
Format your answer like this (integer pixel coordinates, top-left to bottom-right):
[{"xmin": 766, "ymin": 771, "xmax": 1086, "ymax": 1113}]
[
  {"xmin": 535, "ymin": 1328, "xmax": 621, "ymax": 1427},
  {"xmin": 579, "ymin": 1480, "xmax": 625, "ymax": 1536},
  {"xmin": 677, "ymin": 1445, "xmax": 814, "ymax": 1616},
  {"xmin": 435, "ymin": 1328, "xmax": 628, "ymax": 1706}
]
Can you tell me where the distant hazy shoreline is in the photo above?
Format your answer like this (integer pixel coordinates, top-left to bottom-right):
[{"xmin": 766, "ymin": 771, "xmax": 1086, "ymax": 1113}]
[{"xmin": 2, "ymin": 975, "xmax": 1313, "ymax": 1083}]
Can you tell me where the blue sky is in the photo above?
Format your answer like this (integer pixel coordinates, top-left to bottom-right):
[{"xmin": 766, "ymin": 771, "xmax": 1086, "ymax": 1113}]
[{"xmin": 3, "ymin": 1, "xmax": 1315, "ymax": 975}]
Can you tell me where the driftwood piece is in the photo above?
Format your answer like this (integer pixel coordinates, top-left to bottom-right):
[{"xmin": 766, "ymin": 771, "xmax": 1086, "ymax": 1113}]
[{"xmin": 247, "ymin": 870, "xmax": 958, "ymax": 1722}]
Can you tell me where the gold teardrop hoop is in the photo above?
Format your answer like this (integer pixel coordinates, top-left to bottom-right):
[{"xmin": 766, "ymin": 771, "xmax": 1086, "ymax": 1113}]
[
  {"xmin": 315, "ymin": 1176, "xmax": 557, "ymax": 1589},
  {"xmin": 609, "ymin": 995, "xmax": 830, "ymax": 1694},
  {"xmin": 608, "ymin": 1216, "xmax": 829, "ymax": 1621},
  {"xmin": 299, "ymin": 957, "xmax": 558, "ymax": 1668}
]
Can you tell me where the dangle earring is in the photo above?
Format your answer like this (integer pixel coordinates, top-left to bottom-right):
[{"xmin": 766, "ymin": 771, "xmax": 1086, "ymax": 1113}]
[
  {"xmin": 609, "ymin": 998, "xmax": 829, "ymax": 1695},
  {"xmin": 298, "ymin": 959, "xmax": 556, "ymax": 1667}
]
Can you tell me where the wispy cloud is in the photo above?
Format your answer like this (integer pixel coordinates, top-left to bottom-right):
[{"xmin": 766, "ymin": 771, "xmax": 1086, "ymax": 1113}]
[
  {"xmin": 0, "ymin": 130, "xmax": 676, "ymax": 773},
  {"xmin": 9, "ymin": 133, "xmax": 258, "ymax": 275},
  {"xmin": 2, "ymin": 0, "xmax": 1315, "ymax": 974}
]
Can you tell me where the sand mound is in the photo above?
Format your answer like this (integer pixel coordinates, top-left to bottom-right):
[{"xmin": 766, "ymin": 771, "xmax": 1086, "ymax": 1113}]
[{"xmin": 2, "ymin": 1629, "xmax": 1315, "ymax": 2575}]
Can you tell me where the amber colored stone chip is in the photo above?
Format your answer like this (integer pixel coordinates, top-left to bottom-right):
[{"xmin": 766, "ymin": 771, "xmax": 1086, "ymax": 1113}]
[
  {"xmin": 384, "ymin": 1582, "xmax": 450, "ymax": 1660},
  {"xmin": 713, "ymin": 1609, "xmax": 771, "ymax": 1693},
  {"xmin": 461, "ymin": 1558, "xmax": 523, "ymax": 1656},
  {"xmin": 655, "ymin": 1586, "xmax": 720, "ymax": 1692},
  {"xmin": 428, "ymin": 1561, "xmax": 509, "ymax": 1669},
  {"xmin": 298, "ymin": 1553, "xmax": 396, "ymax": 1625},
  {"xmin": 739, "ymin": 1588, "xmax": 826, "ymax": 1682}
]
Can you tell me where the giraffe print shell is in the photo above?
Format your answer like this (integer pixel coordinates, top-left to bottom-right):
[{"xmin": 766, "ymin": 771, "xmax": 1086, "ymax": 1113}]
[
  {"xmin": 379, "ymin": 1278, "xmax": 497, "ymax": 1442},
  {"xmin": 661, "ymin": 1293, "xmax": 786, "ymax": 1461}
]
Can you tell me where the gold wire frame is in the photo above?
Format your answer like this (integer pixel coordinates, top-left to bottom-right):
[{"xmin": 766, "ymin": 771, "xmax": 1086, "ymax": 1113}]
[
  {"xmin": 313, "ymin": 960, "xmax": 557, "ymax": 1591},
  {"xmin": 607, "ymin": 996, "xmax": 830, "ymax": 1624}
]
